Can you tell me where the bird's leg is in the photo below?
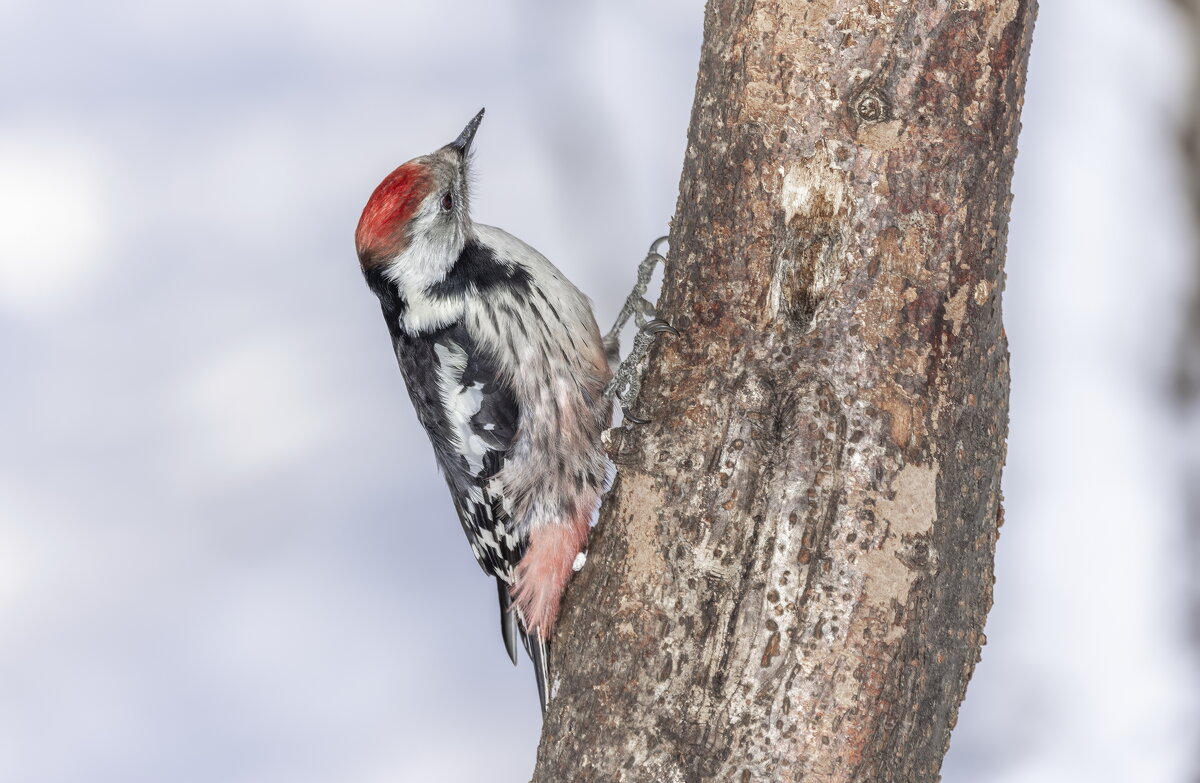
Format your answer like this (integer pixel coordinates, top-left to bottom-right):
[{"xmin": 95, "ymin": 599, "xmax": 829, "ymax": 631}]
[{"xmin": 603, "ymin": 236, "xmax": 678, "ymax": 424}]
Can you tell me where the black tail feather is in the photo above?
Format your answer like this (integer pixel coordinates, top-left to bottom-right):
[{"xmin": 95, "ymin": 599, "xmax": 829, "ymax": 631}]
[
  {"xmin": 496, "ymin": 579, "xmax": 519, "ymax": 665},
  {"xmin": 522, "ymin": 631, "xmax": 551, "ymax": 717},
  {"xmin": 498, "ymin": 578, "xmax": 551, "ymax": 715}
]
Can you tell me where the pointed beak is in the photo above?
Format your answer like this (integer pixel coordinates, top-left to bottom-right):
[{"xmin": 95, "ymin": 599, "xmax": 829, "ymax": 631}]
[{"xmin": 448, "ymin": 108, "xmax": 485, "ymax": 155}]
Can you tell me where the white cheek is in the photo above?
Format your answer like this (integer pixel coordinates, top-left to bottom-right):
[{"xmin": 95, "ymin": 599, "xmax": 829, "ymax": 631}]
[{"xmin": 383, "ymin": 200, "xmax": 468, "ymax": 333}]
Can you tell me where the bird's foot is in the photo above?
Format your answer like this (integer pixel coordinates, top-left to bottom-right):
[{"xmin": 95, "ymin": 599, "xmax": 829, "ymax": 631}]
[{"xmin": 603, "ymin": 237, "xmax": 678, "ymax": 424}]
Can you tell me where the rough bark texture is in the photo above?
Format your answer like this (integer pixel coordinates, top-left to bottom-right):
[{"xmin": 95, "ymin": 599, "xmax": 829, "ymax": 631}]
[{"xmin": 532, "ymin": 1, "xmax": 1034, "ymax": 781}]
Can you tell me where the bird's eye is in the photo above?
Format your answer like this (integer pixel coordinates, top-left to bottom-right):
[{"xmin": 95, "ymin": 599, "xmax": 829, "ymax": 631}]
[{"xmin": 441, "ymin": 193, "xmax": 454, "ymax": 212}]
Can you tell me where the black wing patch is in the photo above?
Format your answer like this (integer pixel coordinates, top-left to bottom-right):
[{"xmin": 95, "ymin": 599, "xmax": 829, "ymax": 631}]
[{"xmin": 390, "ymin": 321, "xmax": 522, "ymax": 582}]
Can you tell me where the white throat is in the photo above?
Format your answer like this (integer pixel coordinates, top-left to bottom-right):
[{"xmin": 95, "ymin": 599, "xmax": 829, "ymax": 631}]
[{"xmin": 384, "ymin": 213, "xmax": 472, "ymax": 335}]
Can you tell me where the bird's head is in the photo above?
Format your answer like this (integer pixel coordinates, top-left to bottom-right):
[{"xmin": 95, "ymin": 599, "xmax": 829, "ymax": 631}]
[{"xmin": 355, "ymin": 108, "xmax": 485, "ymax": 280}]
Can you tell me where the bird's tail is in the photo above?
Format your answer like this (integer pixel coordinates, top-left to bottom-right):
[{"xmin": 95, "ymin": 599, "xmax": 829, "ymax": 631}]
[
  {"xmin": 496, "ymin": 578, "xmax": 550, "ymax": 716},
  {"xmin": 496, "ymin": 579, "xmax": 520, "ymax": 665},
  {"xmin": 521, "ymin": 629, "xmax": 551, "ymax": 716}
]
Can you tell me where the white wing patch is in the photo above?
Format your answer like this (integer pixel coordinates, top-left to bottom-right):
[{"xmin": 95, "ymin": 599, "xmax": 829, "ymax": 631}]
[
  {"xmin": 433, "ymin": 341, "xmax": 490, "ymax": 476},
  {"xmin": 395, "ymin": 289, "xmax": 465, "ymax": 335}
]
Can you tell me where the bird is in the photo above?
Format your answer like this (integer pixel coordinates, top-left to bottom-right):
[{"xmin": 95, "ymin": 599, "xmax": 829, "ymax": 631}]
[{"xmin": 354, "ymin": 109, "xmax": 613, "ymax": 712}]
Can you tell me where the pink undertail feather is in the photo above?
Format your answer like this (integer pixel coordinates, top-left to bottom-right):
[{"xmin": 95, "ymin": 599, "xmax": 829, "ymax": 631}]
[{"xmin": 512, "ymin": 512, "xmax": 591, "ymax": 639}]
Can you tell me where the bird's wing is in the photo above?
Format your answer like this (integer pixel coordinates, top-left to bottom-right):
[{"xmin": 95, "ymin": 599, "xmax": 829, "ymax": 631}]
[
  {"xmin": 422, "ymin": 324, "xmax": 523, "ymax": 580},
  {"xmin": 391, "ymin": 319, "xmax": 522, "ymax": 570},
  {"xmin": 393, "ymin": 320, "xmax": 547, "ymax": 708},
  {"xmin": 429, "ymin": 325, "xmax": 555, "ymax": 698}
]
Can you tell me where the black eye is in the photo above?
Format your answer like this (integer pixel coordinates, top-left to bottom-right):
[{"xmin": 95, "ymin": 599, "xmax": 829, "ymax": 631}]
[{"xmin": 440, "ymin": 193, "xmax": 453, "ymax": 212}]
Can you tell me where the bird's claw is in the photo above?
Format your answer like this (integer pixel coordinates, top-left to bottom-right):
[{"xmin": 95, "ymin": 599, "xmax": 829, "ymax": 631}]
[
  {"xmin": 620, "ymin": 408, "xmax": 651, "ymax": 426},
  {"xmin": 603, "ymin": 236, "xmax": 677, "ymax": 425},
  {"xmin": 616, "ymin": 319, "xmax": 676, "ymax": 425},
  {"xmin": 640, "ymin": 319, "xmax": 679, "ymax": 337}
]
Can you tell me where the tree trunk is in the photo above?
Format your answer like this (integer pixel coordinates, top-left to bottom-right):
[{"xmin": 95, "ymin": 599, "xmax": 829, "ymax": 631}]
[{"xmin": 533, "ymin": 1, "xmax": 1034, "ymax": 780}]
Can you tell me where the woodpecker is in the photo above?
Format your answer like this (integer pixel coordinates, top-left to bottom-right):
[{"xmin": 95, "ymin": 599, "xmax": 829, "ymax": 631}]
[{"xmin": 355, "ymin": 109, "xmax": 613, "ymax": 711}]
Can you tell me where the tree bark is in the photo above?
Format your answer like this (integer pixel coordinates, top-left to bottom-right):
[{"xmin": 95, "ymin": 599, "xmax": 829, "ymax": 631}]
[{"xmin": 533, "ymin": 1, "xmax": 1034, "ymax": 781}]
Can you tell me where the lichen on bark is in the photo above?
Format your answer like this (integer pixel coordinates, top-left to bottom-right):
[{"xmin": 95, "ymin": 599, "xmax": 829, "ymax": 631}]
[{"xmin": 532, "ymin": 1, "xmax": 1036, "ymax": 781}]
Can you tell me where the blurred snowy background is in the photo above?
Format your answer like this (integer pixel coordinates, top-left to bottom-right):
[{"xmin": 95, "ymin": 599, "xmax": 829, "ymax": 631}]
[{"xmin": 0, "ymin": 0, "xmax": 1195, "ymax": 781}]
